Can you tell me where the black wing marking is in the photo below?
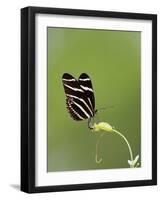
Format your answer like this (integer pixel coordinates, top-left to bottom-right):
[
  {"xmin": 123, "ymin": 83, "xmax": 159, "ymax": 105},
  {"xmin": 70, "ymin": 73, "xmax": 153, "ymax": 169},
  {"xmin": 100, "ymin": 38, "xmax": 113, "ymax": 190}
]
[
  {"xmin": 78, "ymin": 73, "xmax": 95, "ymax": 112},
  {"xmin": 62, "ymin": 73, "xmax": 94, "ymax": 121}
]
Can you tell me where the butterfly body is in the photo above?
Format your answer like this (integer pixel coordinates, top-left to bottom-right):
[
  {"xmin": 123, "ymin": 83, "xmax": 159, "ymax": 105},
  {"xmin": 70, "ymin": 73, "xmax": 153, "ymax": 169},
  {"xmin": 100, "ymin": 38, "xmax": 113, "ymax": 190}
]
[{"xmin": 62, "ymin": 73, "xmax": 96, "ymax": 127}]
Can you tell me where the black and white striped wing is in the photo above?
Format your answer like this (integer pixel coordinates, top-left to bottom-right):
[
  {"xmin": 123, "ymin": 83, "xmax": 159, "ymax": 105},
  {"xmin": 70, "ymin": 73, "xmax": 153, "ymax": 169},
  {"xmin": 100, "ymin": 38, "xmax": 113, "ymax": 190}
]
[
  {"xmin": 62, "ymin": 73, "xmax": 94, "ymax": 121},
  {"xmin": 78, "ymin": 73, "xmax": 95, "ymax": 112}
]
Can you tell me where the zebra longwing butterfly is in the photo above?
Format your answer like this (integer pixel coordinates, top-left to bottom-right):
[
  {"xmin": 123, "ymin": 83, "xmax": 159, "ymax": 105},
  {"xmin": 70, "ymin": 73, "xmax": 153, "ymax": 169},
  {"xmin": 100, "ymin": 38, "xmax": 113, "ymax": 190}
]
[{"xmin": 62, "ymin": 73, "xmax": 97, "ymax": 128}]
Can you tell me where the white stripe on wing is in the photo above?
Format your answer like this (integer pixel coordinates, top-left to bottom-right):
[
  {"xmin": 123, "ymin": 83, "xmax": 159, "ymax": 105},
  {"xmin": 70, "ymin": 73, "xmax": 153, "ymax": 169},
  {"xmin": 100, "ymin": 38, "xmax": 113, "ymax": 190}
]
[
  {"xmin": 63, "ymin": 78, "xmax": 76, "ymax": 81},
  {"xmin": 88, "ymin": 97, "xmax": 93, "ymax": 110},
  {"xmin": 66, "ymin": 94, "xmax": 93, "ymax": 116},
  {"xmin": 80, "ymin": 85, "xmax": 93, "ymax": 92},
  {"xmin": 72, "ymin": 100, "xmax": 90, "ymax": 118},
  {"xmin": 79, "ymin": 78, "xmax": 90, "ymax": 81},
  {"xmin": 68, "ymin": 105, "xmax": 84, "ymax": 120},
  {"xmin": 64, "ymin": 84, "xmax": 84, "ymax": 92}
]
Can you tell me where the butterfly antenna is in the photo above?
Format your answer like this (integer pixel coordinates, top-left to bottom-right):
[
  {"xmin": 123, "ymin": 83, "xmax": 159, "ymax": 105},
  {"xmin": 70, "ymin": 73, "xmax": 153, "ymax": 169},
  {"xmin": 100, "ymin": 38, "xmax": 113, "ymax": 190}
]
[{"xmin": 97, "ymin": 105, "xmax": 115, "ymax": 112}]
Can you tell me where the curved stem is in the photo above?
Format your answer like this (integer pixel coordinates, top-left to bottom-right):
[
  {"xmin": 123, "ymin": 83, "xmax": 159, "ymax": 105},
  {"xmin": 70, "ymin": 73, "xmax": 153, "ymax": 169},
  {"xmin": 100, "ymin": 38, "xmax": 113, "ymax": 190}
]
[
  {"xmin": 113, "ymin": 129, "xmax": 133, "ymax": 162},
  {"xmin": 95, "ymin": 133, "xmax": 104, "ymax": 163}
]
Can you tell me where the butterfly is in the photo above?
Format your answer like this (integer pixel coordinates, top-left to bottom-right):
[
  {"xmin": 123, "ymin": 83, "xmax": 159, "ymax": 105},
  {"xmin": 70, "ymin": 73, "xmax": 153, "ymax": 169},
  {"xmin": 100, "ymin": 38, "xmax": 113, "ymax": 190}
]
[{"xmin": 62, "ymin": 73, "xmax": 97, "ymax": 129}]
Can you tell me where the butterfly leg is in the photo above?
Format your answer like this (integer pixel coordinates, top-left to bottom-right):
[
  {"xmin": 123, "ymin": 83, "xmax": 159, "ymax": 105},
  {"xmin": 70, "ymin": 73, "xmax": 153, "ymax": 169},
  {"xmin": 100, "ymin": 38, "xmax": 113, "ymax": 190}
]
[{"xmin": 88, "ymin": 117, "xmax": 94, "ymax": 129}]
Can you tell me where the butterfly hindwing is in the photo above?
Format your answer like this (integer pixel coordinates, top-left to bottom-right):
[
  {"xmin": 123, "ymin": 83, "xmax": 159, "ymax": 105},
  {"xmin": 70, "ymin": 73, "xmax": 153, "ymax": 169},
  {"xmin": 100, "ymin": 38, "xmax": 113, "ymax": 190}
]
[{"xmin": 62, "ymin": 73, "xmax": 94, "ymax": 121}]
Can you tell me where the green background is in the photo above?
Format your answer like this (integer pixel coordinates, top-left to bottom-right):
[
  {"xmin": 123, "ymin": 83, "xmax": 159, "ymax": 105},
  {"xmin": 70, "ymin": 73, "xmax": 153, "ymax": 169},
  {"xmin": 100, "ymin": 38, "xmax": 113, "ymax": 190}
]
[{"xmin": 47, "ymin": 27, "xmax": 141, "ymax": 172}]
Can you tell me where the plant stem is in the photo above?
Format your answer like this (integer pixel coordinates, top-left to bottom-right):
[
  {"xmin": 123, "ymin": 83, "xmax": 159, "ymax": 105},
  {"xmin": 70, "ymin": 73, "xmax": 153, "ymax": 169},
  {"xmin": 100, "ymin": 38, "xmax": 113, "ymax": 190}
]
[
  {"xmin": 95, "ymin": 133, "xmax": 104, "ymax": 163},
  {"xmin": 113, "ymin": 129, "xmax": 133, "ymax": 162},
  {"xmin": 92, "ymin": 122, "xmax": 135, "ymax": 166}
]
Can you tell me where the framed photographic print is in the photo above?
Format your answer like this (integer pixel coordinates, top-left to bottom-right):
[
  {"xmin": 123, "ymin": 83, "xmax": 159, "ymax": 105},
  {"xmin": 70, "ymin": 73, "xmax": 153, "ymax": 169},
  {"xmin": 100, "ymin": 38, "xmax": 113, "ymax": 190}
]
[{"xmin": 21, "ymin": 6, "xmax": 157, "ymax": 193}]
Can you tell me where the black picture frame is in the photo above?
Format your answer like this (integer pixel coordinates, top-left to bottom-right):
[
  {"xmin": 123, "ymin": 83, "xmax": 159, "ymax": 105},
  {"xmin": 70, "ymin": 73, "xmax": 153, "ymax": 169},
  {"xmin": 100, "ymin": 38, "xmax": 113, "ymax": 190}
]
[{"xmin": 21, "ymin": 6, "xmax": 157, "ymax": 193}]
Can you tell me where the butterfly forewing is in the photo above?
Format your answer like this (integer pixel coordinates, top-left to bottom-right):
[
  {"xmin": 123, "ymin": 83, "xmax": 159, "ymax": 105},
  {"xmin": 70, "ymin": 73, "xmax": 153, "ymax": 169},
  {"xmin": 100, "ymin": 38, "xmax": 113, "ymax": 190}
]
[
  {"xmin": 78, "ymin": 73, "xmax": 95, "ymax": 112},
  {"xmin": 62, "ymin": 73, "xmax": 95, "ymax": 121}
]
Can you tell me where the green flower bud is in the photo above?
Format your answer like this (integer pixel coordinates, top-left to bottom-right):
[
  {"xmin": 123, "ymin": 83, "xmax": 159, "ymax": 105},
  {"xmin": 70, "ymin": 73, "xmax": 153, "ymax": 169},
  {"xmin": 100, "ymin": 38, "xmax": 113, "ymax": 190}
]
[{"xmin": 93, "ymin": 122, "xmax": 113, "ymax": 133}]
